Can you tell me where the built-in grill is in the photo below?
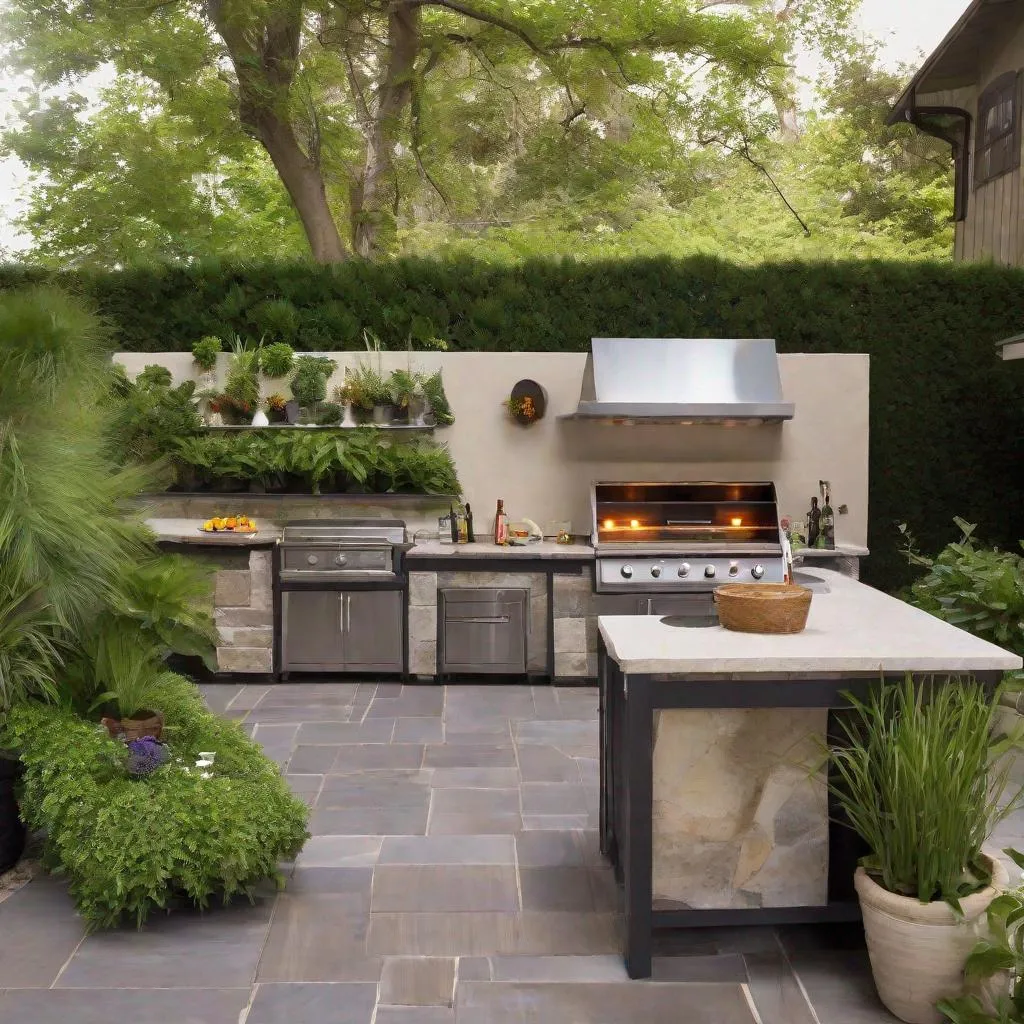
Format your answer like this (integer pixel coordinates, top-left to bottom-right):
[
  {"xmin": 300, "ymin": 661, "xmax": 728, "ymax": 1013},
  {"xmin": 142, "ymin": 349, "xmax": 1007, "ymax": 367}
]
[
  {"xmin": 278, "ymin": 518, "xmax": 408, "ymax": 676},
  {"xmin": 591, "ymin": 483, "xmax": 785, "ymax": 612},
  {"xmin": 279, "ymin": 518, "xmax": 407, "ymax": 582}
]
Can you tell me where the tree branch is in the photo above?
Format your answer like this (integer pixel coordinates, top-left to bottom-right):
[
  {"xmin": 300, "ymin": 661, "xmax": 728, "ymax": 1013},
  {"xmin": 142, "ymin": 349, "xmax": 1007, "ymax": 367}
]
[{"xmin": 700, "ymin": 133, "xmax": 811, "ymax": 235}]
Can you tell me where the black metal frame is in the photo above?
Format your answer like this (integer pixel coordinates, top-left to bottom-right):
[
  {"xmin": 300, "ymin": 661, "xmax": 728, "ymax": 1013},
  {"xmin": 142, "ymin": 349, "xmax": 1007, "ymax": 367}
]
[{"xmin": 597, "ymin": 632, "xmax": 1004, "ymax": 978}]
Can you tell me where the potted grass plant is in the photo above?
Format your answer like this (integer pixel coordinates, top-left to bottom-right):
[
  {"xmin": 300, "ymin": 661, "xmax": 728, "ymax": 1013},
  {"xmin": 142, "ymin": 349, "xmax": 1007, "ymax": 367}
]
[{"xmin": 829, "ymin": 675, "xmax": 1022, "ymax": 1024}]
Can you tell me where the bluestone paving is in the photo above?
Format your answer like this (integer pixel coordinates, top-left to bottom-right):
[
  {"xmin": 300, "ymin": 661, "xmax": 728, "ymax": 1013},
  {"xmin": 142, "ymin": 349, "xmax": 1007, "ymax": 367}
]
[{"xmin": 0, "ymin": 681, "xmax": 920, "ymax": 1023}]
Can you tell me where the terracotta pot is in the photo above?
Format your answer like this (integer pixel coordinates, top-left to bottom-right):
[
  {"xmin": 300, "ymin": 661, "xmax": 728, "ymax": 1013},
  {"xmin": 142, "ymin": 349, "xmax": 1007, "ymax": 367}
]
[
  {"xmin": 102, "ymin": 711, "xmax": 164, "ymax": 742},
  {"xmin": 855, "ymin": 854, "xmax": 1009, "ymax": 1024}
]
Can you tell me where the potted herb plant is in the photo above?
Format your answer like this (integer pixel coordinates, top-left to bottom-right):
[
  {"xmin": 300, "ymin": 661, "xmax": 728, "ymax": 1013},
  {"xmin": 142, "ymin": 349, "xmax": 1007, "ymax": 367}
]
[
  {"xmin": 265, "ymin": 394, "xmax": 288, "ymax": 424},
  {"xmin": 260, "ymin": 342, "xmax": 295, "ymax": 380},
  {"xmin": 224, "ymin": 338, "xmax": 261, "ymax": 424},
  {"xmin": 829, "ymin": 676, "xmax": 1021, "ymax": 1024},
  {"xmin": 389, "ymin": 368, "xmax": 426, "ymax": 424},
  {"xmin": 289, "ymin": 355, "xmax": 337, "ymax": 424},
  {"xmin": 331, "ymin": 382, "xmax": 359, "ymax": 427},
  {"xmin": 191, "ymin": 335, "xmax": 222, "ymax": 378},
  {"xmin": 504, "ymin": 379, "xmax": 546, "ymax": 425},
  {"xmin": 91, "ymin": 623, "xmax": 173, "ymax": 742}
]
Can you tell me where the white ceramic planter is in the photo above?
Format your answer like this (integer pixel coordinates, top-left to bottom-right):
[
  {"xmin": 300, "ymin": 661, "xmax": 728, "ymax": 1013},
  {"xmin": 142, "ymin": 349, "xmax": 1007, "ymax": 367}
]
[{"xmin": 855, "ymin": 854, "xmax": 1009, "ymax": 1024}]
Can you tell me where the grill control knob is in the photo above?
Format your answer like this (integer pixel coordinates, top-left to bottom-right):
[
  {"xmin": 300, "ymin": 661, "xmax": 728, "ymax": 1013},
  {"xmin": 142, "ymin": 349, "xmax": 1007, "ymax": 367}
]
[
  {"xmin": 729, "ymin": 562, "xmax": 739, "ymax": 577},
  {"xmin": 650, "ymin": 565, "xmax": 662, "ymax": 579},
  {"xmin": 704, "ymin": 565, "xmax": 716, "ymax": 579},
  {"xmin": 306, "ymin": 554, "xmax": 319, "ymax": 566},
  {"xmin": 334, "ymin": 554, "xmax": 348, "ymax": 567},
  {"xmin": 751, "ymin": 564, "xmax": 765, "ymax": 580},
  {"xmin": 620, "ymin": 564, "xmax": 633, "ymax": 579},
  {"xmin": 678, "ymin": 562, "xmax": 691, "ymax": 578}
]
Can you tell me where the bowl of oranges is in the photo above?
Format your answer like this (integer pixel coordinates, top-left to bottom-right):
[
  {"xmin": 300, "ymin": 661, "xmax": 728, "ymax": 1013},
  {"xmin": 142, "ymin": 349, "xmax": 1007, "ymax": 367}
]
[{"xmin": 201, "ymin": 515, "xmax": 257, "ymax": 535}]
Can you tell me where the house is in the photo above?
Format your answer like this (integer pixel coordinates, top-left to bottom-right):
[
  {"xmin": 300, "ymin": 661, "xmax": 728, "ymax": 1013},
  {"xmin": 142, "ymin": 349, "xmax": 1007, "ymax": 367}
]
[{"xmin": 890, "ymin": 0, "xmax": 1024, "ymax": 265}]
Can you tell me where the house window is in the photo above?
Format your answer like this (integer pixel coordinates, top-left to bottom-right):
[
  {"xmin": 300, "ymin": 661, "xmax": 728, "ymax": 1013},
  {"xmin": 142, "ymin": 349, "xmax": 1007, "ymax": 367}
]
[{"xmin": 975, "ymin": 71, "xmax": 1021, "ymax": 187}]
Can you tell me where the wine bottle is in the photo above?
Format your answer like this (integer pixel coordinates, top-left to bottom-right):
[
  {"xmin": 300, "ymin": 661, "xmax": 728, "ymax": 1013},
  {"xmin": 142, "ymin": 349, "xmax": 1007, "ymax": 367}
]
[
  {"xmin": 466, "ymin": 503, "xmax": 475, "ymax": 543},
  {"xmin": 449, "ymin": 503, "xmax": 459, "ymax": 544},
  {"xmin": 493, "ymin": 498, "xmax": 507, "ymax": 545},
  {"xmin": 819, "ymin": 481, "xmax": 835, "ymax": 550}
]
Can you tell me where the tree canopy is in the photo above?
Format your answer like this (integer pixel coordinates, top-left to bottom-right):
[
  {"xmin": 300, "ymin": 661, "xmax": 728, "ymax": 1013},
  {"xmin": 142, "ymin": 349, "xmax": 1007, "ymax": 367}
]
[{"xmin": 1, "ymin": 0, "xmax": 953, "ymax": 265}]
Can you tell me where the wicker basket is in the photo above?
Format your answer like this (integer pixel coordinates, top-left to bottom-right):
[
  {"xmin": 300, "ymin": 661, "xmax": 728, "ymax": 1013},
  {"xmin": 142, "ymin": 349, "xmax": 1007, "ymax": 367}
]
[{"xmin": 713, "ymin": 583, "xmax": 812, "ymax": 634}]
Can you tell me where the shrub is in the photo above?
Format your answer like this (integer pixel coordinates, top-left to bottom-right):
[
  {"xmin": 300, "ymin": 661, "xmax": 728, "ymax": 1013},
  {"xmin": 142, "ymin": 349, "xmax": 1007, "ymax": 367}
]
[
  {"xmin": 136, "ymin": 364, "xmax": 173, "ymax": 388},
  {"xmin": 2, "ymin": 673, "xmax": 309, "ymax": 929},
  {"xmin": 900, "ymin": 518, "xmax": 1024, "ymax": 685},
  {"xmin": 106, "ymin": 376, "xmax": 203, "ymax": 465}
]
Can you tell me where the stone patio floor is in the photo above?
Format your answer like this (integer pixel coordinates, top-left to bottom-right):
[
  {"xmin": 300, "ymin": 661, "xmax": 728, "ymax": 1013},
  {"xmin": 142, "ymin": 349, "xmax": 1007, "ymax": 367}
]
[{"xmin": 4, "ymin": 680, "xmax": 1022, "ymax": 1024}]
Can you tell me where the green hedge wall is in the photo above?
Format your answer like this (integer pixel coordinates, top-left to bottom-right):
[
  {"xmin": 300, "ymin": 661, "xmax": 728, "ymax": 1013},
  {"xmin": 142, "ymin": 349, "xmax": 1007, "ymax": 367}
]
[{"xmin": 3, "ymin": 256, "xmax": 1024, "ymax": 593}]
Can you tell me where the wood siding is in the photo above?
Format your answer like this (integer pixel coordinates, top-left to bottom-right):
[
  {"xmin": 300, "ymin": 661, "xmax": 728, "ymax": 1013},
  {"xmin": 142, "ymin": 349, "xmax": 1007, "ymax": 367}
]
[{"xmin": 922, "ymin": 23, "xmax": 1024, "ymax": 264}]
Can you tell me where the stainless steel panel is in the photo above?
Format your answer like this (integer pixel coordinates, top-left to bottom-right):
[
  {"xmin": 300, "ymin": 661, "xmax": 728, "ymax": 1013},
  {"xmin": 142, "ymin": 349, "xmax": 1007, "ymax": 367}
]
[
  {"xmin": 440, "ymin": 588, "xmax": 527, "ymax": 674},
  {"xmin": 562, "ymin": 338, "xmax": 794, "ymax": 422},
  {"xmin": 343, "ymin": 590, "xmax": 404, "ymax": 672},
  {"xmin": 281, "ymin": 590, "xmax": 344, "ymax": 671},
  {"xmin": 281, "ymin": 545, "xmax": 392, "ymax": 573}
]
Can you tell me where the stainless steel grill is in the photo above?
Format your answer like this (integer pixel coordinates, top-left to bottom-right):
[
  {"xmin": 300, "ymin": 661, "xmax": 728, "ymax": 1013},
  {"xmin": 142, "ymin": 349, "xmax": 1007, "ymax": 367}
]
[
  {"xmin": 279, "ymin": 518, "xmax": 407, "ymax": 582},
  {"xmin": 591, "ymin": 481, "xmax": 785, "ymax": 596}
]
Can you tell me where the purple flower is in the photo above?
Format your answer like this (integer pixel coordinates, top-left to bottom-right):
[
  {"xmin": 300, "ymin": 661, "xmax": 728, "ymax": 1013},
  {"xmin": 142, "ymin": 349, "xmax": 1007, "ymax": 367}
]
[{"xmin": 126, "ymin": 737, "xmax": 168, "ymax": 777}]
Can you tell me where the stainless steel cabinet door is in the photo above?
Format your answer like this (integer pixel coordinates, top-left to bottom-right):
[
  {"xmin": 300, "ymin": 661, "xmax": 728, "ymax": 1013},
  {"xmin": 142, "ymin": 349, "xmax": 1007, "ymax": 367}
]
[
  {"xmin": 282, "ymin": 591, "xmax": 344, "ymax": 670},
  {"xmin": 440, "ymin": 590, "xmax": 527, "ymax": 673},
  {"xmin": 342, "ymin": 590, "xmax": 404, "ymax": 671}
]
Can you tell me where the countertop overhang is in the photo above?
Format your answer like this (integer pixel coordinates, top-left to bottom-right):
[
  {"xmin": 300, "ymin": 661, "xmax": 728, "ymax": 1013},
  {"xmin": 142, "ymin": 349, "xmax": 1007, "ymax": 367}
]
[{"xmin": 598, "ymin": 569, "xmax": 1022, "ymax": 675}]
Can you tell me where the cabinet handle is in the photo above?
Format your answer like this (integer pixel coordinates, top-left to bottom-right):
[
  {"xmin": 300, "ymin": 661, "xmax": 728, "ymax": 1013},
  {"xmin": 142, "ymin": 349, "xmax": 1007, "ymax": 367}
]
[
  {"xmin": 346, "ymin": 594, "xmax": 351, "ymax": 632},
  {"xmin": 454, "ymin": 615, "xmax": 511, "ymax": 624},
  {"xmin": 339, "ymin": 593, "xmax": 345, "ymax": 632}
]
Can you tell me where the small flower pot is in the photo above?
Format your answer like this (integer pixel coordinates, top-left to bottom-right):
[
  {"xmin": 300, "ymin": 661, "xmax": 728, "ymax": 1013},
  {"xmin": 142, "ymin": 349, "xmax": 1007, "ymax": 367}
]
[
  {"xmin": 102, "ymin": 711, "xmax": 165, "ymax": 743},
  {"xmin": 372, "ymin": 404, "xmax": 395, "ymax": 425}
]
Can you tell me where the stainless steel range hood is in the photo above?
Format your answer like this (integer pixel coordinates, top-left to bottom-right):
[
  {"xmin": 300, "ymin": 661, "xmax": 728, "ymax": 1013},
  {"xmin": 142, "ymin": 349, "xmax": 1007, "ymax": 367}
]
[{"xmin": 560, "ymin": 338, "xmax": 795, "ymax": 424}]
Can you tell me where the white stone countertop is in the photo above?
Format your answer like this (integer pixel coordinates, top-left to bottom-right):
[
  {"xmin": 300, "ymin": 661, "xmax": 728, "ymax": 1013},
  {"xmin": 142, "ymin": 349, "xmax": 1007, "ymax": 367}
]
[
  {"xmin": 598, "ymin": 569, "xmax": 1023, "ymax": 675},
  {"xmin": 406, "ymin": 538, "xmax": 594, "ymax": 559},
  {"xmin": 146, "ymin": 518, "xmax": 281, "ymax": 545},
  {"xmin": 794, "ymin": 543, "xmax": 869, "ymax": 558}
]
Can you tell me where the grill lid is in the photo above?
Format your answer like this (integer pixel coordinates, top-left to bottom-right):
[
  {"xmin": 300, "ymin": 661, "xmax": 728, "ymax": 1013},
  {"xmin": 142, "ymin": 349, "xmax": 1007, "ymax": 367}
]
[
  {"xmin": 281, "ymin": 518, "xmax": 406, "ymax": 546},
  {"xmin": 561, "ymin": 338, "xmax": 795, "ymax": 424}
]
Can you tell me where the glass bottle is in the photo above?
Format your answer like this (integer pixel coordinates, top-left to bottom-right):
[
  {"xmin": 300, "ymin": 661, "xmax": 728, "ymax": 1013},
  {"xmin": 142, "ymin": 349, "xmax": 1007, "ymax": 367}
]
[
  {"xmin": 493, "ymin": 499, "xmax": 507, "ymax": 545},
  {"xmin": 819, "ymin": 481, "xmax": 835, "ymax": 550}
]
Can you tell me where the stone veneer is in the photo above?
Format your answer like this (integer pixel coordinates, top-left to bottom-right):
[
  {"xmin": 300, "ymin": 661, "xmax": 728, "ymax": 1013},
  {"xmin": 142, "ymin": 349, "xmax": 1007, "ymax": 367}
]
[
  {"xmin": 213, "ymin": 549, "xmax": 274, "ymax": 673},
  {"xmin": 652, "ymin": 708, "xmax": 828, "ymax": 909}
]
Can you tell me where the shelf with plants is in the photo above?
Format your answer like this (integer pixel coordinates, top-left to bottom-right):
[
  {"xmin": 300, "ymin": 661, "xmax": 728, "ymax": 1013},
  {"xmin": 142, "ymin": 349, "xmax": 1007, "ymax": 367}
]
[{"xmin": 201, "ymin": 423, "xmax": 436, "ymax": 432}]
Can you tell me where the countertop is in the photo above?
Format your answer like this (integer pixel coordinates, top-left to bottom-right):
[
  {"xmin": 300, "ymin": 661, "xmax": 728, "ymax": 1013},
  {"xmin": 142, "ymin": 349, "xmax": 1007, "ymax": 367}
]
[
  {"xmin": 146, "ymin": 518, "xmax": 593, "ymax": 557},
  {"xmin": 598, "ymin": 569, "xmax": 1022, "ymax": 675},
  {"xmin": 146, "ymin": 518, "xmax": 282, "ymax": 545},
  {"xmin": 405, "ymin": 538, "xmax": 594, "ymax": 559},
  {"xmin": 794, "ymin": 543, "xmax": 869, "ymax": 558}
]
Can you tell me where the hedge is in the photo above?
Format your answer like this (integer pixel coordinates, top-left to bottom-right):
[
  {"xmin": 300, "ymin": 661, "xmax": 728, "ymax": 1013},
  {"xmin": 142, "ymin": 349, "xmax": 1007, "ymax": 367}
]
[{"xmin": 3, "ymin": 256, "xmax": 1024, "ymax": 593}]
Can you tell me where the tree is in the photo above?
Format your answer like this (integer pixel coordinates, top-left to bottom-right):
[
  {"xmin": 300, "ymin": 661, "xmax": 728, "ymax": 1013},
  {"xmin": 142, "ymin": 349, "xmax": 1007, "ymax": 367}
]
[{"xmin": 3, "ymin": 0, "xmax": 840, "ymax": 262}]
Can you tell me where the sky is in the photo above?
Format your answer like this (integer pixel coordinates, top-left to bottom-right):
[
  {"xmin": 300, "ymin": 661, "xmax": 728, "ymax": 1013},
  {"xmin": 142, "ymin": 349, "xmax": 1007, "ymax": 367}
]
[{"xmin": 0, "ymin": 0, "xmax": 973, "ymax": 255}]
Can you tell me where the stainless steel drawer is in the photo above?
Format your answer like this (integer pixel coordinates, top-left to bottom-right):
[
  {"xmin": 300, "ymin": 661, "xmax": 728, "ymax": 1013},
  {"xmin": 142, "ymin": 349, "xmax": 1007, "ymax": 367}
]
[
  {"xmin": 281, "ymin": 545, "xmax": 392, "ymax": 575},
  {"xmin": 440, "ymin": 588, "xmax": 528, "ymax": 674}
]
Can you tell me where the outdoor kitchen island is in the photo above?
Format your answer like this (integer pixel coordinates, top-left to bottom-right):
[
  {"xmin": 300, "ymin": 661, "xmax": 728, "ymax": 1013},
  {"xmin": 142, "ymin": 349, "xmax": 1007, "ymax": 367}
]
[{"xmin": 599, "ymin": 567, "xmax": 1023, "ymax": 978}]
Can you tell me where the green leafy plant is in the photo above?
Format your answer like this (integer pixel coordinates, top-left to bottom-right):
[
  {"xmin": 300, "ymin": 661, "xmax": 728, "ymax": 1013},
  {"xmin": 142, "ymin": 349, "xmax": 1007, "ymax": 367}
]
[
  {"xmin": 389, "ymin": 368, "xmax": 424, "ymax": 412},
  {"xmin": 939, "ymin": 887, "xmax": 1024, "ymax": 1023},
  {"xmin": 265, "ymin": 393, "xmax": 288, "ymax": 423},
  {"xmin": 109, "ymin": 554, "xmax": 218, "ymax": 671},
  {"xmin": 289, "ymin": 354, "xmax": 337, "ymax": 407},
  {"xmin": 0, "ymin": 575, "xmax": 61, "ymax": 710},
  {"xmin": 314, "ymin": 402, "xmax": 342, "ymax": 426},
  {"xmin": 260, "ymin": 342, "xmax": 295, "ymax": 378},
  {"xmin": 421, "ymin": 369, "xmax": 454, "ymax": 425},
  {"xmin": 106, "ymin": 375, "xmax": 203, "ymax": 464},
  {"xmin": 344, "ymin": 364, "xmax": 389, "ymax": 411},
  {"xmin": 88, "ymin": 620, "xmax": 175, "ymax": 720},
  {"xmin": 2, "ymin": 674, "xmax": 309, "ymax": 929},
  {"xmin": 828, "ymin": 675, "xmax": 1023, "ymax": 908},
  {"xmin": 191, "ymin": 336, "xmax": 222, "ymax": 372},
  {"xmin": 136, "ymin": 364, "xmax": 173, "ymax": 389},
  {"xmin": 900, "ymin": 519, "xmax": 1024, "ymax": 686},
  {"xmin": 224, "ymin": 337, "xmax": 260, "ymax": 412}
]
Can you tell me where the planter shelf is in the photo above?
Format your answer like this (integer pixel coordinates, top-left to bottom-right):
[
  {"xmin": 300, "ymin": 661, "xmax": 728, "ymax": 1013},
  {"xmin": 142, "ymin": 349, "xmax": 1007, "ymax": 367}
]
[{"xmin": 203, "ymin": 424, "xmax": 436, "ymax": 433}]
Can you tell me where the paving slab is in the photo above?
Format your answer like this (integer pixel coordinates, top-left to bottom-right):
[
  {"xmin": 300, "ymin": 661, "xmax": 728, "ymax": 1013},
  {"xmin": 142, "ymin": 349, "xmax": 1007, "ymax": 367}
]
[
  {"xmin": 372, "ymin": 865, "xmax": 520, "ymax": 912},
  {"xmin": 56, "ymin": 896, "xmax": 274, "ymax": 989},
  {"xmin": 379, "ymin": 835, "xmax": 516, "ymax": 865},
  {"xmin": 296, "ymin": 720, "xmax": 395, "ymax": 744},
  {"xmin": 247, "ymin": 982, "xmax": 378, "ymax": 1024},
  {"xmin": 0, "ymin": 988, "xmax": 250, "ymax": 1024},
  {"xmin": 296, "ymin": 835, "xmax": 383, "ymax": 867},
  {"xmin": 0, "ymin": 877, "xmax": 84, "ymax": 989},
  {"xmin": 379, "ymin": 956, "xmax": 456, "ymax": 1006}
]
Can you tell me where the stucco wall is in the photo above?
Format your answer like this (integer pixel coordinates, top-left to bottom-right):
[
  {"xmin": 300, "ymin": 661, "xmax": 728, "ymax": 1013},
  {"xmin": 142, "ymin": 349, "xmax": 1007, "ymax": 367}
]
[{"xmin": 116, "ymin": 350, "xmax": 870, "ymax": 548}]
